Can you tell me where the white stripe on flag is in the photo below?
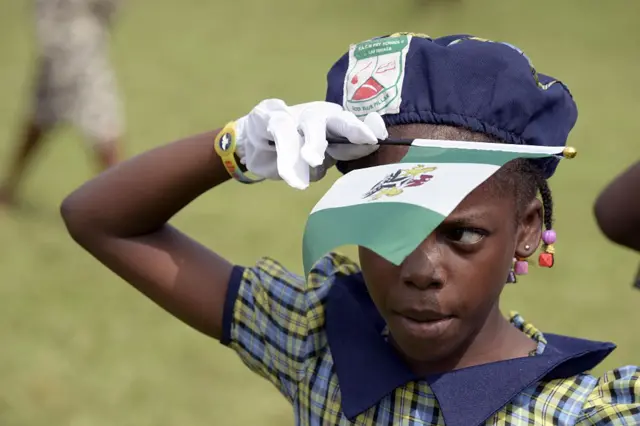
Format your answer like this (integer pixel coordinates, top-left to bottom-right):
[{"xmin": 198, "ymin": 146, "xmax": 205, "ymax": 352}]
[
  {"xmin": 310, "ymin": 162, "xmax": 501, "ymax": 216},
  {"xmin": 410, "ymin": 138, "xmax": 566, "ymax": 156}
]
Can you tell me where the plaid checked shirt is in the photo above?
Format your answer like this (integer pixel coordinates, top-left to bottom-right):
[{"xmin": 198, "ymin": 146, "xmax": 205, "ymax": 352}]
[{"xmin": 221, "ymin": 253, "xmax": 640, "ymax": 425}]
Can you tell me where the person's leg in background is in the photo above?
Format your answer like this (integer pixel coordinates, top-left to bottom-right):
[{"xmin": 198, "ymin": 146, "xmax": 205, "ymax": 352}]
[
  {"xmin": 0, "ymin": 58, "xmax": 59, "ymax": 207},
  {"xmin": 77, "ymin": 55, "xmax": 125, "ymax": 173},
  {"xmin": 83, "ymin": 0, "xmax": 125, "ymax": 172}
]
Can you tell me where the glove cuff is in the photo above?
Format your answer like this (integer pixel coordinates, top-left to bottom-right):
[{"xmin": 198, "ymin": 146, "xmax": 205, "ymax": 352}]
[{"xmin": 234, "ymin": 115, "xmax": 249, "ymax": 161}]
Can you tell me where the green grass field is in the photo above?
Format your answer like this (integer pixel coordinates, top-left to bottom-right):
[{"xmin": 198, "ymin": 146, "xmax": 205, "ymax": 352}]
[{"xmin": 1, "ymin": 0, "xmax": 639, "ymax": 424}]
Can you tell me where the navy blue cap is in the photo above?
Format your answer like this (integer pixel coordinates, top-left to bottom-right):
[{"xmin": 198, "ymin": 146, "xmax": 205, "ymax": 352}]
[{"xmin": 326, "ymin": 34, "xmax": 578, "ymax": 178}]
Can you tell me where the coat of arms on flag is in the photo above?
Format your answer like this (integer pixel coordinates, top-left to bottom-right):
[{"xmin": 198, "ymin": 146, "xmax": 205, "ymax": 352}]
[{"xmin": 363, "ymin": 165, "xmax": 437, "ymax": 201}]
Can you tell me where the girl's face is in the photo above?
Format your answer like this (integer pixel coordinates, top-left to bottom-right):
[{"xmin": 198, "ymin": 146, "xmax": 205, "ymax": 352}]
[{"xmin": 355, "ymin": 141, "xmax": 543, "ymax": 372}]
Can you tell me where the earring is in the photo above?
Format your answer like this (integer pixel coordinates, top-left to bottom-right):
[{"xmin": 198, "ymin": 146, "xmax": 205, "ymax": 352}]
[
  {"xmin": 507, "ymin": 252, "xmax": 530, "ymax": 284},
  {"xmin": 514, "ymin": 256, "xmax": 529, "ymax": 275},
  {"xmin": 538, "ymin": 229, "xmax": 556, "ymax": 268},
  {"xmin": 506, "ymin": 258, "xmax": 517, "ymax": 283}
]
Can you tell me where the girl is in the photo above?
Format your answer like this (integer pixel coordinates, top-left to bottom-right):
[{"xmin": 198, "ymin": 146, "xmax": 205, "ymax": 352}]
[{"xmin": 61, "ymin": 34, "xmax": 640, "ymax": 425}]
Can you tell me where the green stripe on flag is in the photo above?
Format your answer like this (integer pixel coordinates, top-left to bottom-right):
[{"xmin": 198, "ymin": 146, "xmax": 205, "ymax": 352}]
[{"xmin": 303, "ymin": 203, "xmax": 445, "ymax": 275}]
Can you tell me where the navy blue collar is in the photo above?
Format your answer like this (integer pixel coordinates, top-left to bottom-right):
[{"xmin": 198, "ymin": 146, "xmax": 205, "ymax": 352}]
[{"xmin": 325, "ymin": 272, "xmax": 616, "ymax": 426}]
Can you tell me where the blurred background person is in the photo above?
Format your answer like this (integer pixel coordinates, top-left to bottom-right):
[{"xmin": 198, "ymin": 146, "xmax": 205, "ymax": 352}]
[
  {"xmin": 0, "ymin": 0, "xmax": 124, "ymax": 208},
  {"xmin": 594, "ymin": 161, "xmax": 640, "ymax": 288},
  {"xmin": 594, "ymin": 161, "xmax": 640, "ymax": 253}
]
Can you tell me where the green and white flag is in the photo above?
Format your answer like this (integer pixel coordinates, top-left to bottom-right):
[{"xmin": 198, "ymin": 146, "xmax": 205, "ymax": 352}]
[{"xmin": 302, "ymin": 139, "xmax": 574, "ymax": 275}]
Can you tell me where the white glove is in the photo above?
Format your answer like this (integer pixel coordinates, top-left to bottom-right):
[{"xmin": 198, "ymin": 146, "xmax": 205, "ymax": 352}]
[{"xmin": 235, "ymin": 99, "xmax": 388, "ymax": 189}]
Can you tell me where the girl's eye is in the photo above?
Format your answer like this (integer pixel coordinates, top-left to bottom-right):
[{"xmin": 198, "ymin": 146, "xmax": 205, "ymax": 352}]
[{"xmin": 447, "ymin": 228, "xmax": 486, "ymax": 244}]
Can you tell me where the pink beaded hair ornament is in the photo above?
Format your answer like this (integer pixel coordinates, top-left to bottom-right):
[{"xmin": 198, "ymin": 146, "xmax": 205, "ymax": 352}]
[{"xmin": 507, "ymin": 230, "xmax": 557, "ymax": 284}]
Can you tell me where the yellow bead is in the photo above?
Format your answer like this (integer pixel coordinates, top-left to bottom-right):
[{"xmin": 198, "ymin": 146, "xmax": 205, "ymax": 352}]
[{"xmin": 562, "ymin": 147, "xmax": 577, "ymax": 159}]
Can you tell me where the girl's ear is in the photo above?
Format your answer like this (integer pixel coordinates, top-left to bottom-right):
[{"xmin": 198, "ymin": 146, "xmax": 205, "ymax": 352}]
[{"xmin": 515, "ymin": 198, "xmax": 542, "ymax": 259}]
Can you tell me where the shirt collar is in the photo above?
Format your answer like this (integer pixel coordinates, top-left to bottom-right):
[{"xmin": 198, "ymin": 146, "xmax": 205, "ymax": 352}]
[{"xmin": 325, "ymin": 272, "xmax": 616, "ymax": 426}]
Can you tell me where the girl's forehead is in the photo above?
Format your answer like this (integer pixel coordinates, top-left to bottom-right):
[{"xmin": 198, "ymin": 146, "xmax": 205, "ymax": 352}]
[
  {"xmin": 372, "ymin": 146, "xmax": 410, "ymax": 166},
  {"xmin": 388, "ymin": 123, "xmax": 499, "ymax": 143},
  {"xmin": 339, "ymin": 145, "xmax": 409, "ymax": 172}
]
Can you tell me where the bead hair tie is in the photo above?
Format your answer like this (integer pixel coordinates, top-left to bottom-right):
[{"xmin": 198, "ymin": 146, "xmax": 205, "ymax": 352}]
[{"xmin": 538, "ymin": 229, "xmax": 556, "ymax": 267}]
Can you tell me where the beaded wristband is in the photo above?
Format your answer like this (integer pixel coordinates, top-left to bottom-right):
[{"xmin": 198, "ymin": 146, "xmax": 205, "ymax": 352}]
[{"xmin": 213, "ymin": 121, "xmax": 264, "ymax": 184}]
